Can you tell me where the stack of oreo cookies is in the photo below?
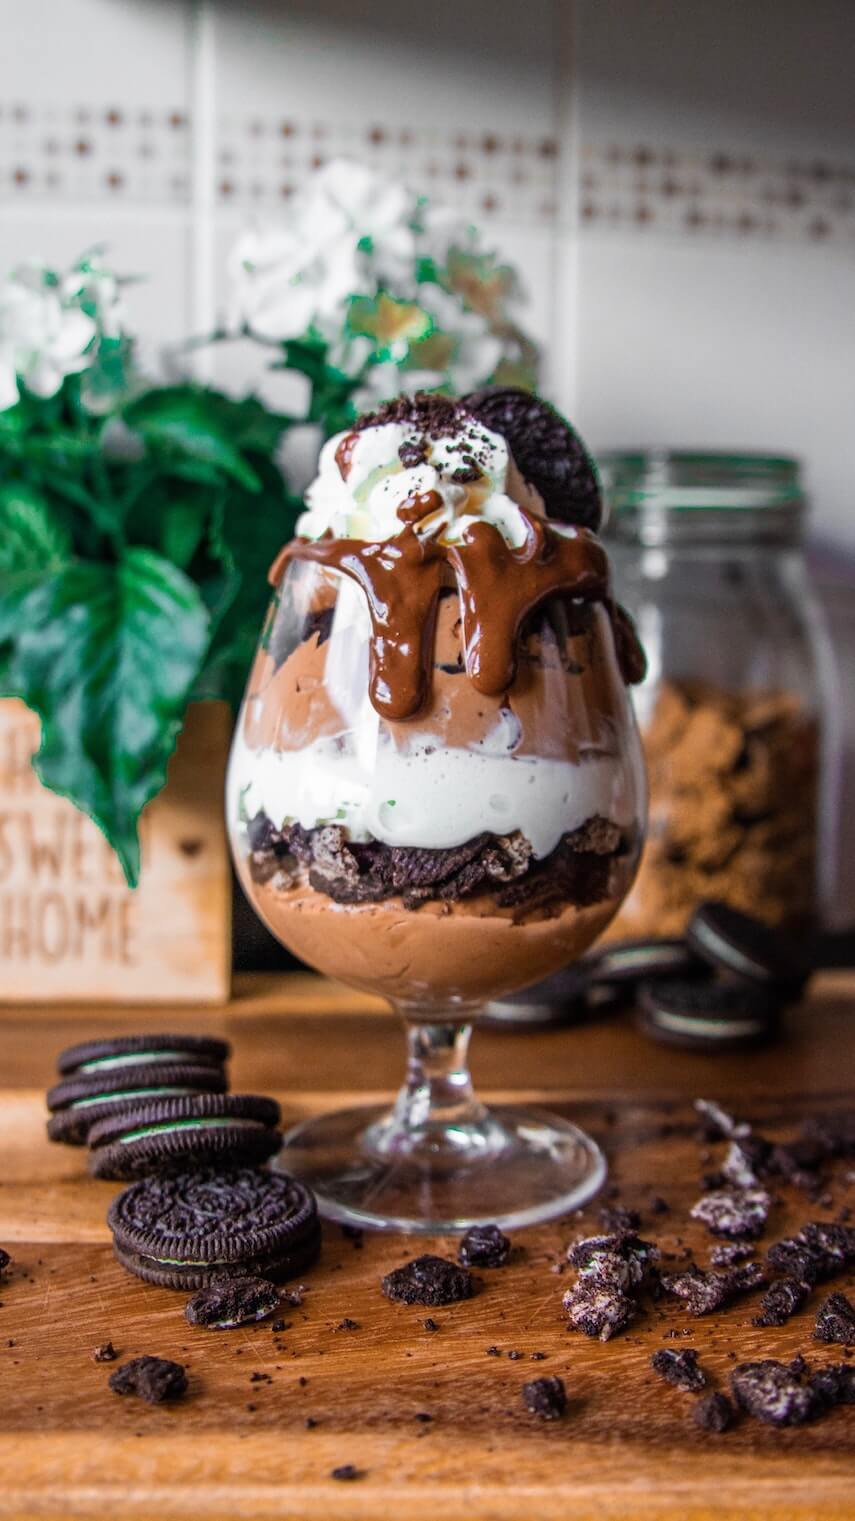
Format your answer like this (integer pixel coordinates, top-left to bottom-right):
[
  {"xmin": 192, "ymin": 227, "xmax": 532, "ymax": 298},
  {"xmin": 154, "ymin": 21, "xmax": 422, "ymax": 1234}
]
[
  {"xmin": 48, "ymin": 1033, "xmax": 285, "ymax": 1179},
  {"xmin": 46, "ymin": 1031, "xmax": 320, "ymax": 1292},
  {"xmin": 485, "ymin": 901, "xmax": 813, "ymax": 1050},
  {"xmin": 47, "ymin": 1034, "xmax": 231, "ymax": 1146}
]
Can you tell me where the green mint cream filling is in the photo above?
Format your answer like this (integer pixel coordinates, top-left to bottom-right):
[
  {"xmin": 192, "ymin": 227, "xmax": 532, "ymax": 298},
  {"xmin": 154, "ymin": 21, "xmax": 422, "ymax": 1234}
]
[
  {"xmin": 78, "ymin": 1051, "xmax": 188, "ymax": 1072},
  {"xmin": 69, "ymin": 1087, "xmax": 197, "ymax": 1109},
  {"xmin": 118, "ymin": 1118, "xmax": 263, "ymax": 1145}
]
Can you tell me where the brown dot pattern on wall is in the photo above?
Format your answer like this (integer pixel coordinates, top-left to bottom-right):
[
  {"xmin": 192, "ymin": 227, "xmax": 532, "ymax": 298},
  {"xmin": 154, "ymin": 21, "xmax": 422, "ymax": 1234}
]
[
  {"xmin": 211, "ymin": 113, "xmax": 559, "ymax": 224},
  {"xmin": 582, "ymin": 139, "xmax": 855, "ymax": 245},
  {"xmin": 0, "ymin": 104, "xmax": 192, "ymax": 205}
]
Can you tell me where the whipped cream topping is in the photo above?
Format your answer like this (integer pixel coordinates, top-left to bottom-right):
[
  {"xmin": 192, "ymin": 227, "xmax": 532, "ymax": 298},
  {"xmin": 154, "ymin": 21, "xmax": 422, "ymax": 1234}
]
[
  {"xmin": 228, "ymin": 725, "xmax": 634, "ymax": 862},
  {"xmin": 297, "ymin": 416, "xmax": 534, "ymax": 547}
]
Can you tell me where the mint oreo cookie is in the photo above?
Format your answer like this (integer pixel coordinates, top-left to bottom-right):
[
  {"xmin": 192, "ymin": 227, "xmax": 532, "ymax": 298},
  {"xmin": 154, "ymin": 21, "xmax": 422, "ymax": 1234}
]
[
  {"xmin": 463, "ymin": 386, "xmax": 602, "ymax": 530},
  {"xmin": 88, "ymin": 1094, "xmax": 283, "ymax": 1180},
  {"xmin": 108, "ymin": 1166, "xmax": 321, "ymax": 1289},
  {"xmin": 57, "ymin": 1032, "xmax": 230, "ymax": 1078},
  {"xmin": 47, "ymin": 1063, "xmax": 228, "ymax": 1146}
]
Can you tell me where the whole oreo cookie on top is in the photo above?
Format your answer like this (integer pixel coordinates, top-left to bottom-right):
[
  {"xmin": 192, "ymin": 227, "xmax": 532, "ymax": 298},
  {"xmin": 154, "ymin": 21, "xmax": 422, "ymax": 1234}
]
[
  {"xmin": 87, "ymin": 1093, "xmax": 283, "ymax": 1180},
  {"xmin": 463, "ymin": 386, "xmax": 602, "ymax": 530},
  {"xmin": 57, "ymin": 1032, "xmax": 230, "ymax": 1078},
  {"xmin": 108, "ymin": 1166, "xmax": 321, "ymax": 1289},
  {"xmin": 46, "ymin": 1063, "xmax": 228, "ymax": 1146}
]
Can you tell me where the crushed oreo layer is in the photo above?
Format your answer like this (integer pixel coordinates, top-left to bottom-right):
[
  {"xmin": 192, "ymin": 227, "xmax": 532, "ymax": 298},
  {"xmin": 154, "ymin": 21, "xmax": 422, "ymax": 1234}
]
[{"xmin": 247, "ymin": 811, "xmax": 626, "ymax": 912}]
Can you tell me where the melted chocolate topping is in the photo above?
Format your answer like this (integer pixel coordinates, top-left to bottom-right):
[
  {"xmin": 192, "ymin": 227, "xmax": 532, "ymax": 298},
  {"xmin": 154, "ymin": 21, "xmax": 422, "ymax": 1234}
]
[{"xmin": 270, "ymin": 507, "xmax": 645, "ymax": 722}]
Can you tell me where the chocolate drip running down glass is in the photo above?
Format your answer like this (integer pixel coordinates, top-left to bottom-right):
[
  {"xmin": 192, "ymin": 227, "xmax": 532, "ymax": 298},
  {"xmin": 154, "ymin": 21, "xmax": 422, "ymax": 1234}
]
[{"xmin": 227, "ymin": 390, "xmax": 647, "ymax": 1230}]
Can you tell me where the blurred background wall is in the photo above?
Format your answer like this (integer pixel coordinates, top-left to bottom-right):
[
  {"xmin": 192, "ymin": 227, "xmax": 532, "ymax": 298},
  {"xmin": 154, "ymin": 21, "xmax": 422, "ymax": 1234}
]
[{"xmin": 2, "ymin": 0, "xmax": 854, "ymax": 919}]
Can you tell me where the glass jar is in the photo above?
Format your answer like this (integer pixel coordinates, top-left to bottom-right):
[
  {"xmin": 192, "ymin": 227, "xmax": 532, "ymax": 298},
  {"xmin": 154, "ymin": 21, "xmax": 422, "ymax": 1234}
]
[{"xmin": 600, "ymin": 451, "xmax": 832, "ymax": 938}]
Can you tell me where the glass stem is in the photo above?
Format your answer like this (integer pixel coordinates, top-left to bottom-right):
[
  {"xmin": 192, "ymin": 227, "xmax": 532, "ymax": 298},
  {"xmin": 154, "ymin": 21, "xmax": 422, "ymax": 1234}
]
[
  {"xmin": 393, "ymin": 1019, "xmax": 486, "ymax": 1137},
  {"xmin": 364, "ymin": 1009, "xmax": 506, "ymax": 1161}
]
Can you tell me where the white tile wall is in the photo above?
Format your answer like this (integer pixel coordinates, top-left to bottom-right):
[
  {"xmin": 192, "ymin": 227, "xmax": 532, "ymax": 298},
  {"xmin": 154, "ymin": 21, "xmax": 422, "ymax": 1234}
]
[{"xmin": 1, "ymin": 0, "xmax": 853, "ymax": 911}]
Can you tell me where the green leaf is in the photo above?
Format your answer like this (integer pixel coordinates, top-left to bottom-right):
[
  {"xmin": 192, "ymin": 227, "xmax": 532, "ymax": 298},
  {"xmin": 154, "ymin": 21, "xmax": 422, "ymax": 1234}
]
[
  {"xmin": 0, "ymin": 548, "xmax": 210, "ymax": 885},
  {"xmin": 0, "ymin": 485, "xmax": 72, "ymax": 572},
  {"xmin": 197, "ymin": 459, "xmax": 300, "ymax": 710},
  {"xmin": 124, "ymin": 387, "xmax": 263, "ymax": 493}
]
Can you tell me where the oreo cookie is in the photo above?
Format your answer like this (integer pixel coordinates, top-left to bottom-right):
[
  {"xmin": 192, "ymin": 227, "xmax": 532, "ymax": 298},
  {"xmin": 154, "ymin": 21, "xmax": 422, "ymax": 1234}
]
[
  {"xmin": 686, "ymin": 902, "xmax": 811, "ymax": 992},
  {"xmin": 87, "ymin": 1094, "xmax": 282, "ymax": 1180},
  {"xmin": 107, "ymin": 1166, "xmax": 320, "ymax": 1289},
  {"xmin": 637, "ymin": 979, "xmax": 778, "ymax": 1051},
  {"xmin": 587, "ymin": 938, "xmax": 701, "ymax": 987},
  {"xmin": 47, "ymin": 1063, "xmax": 228, "ymax": 1146},
  {"xmin": 463, "ymin": 386, "xmax": 602, "ymax": 530},
  {"xmin": 57, "ymin": 1033, "xmax": 230, "ymax": 1078}
]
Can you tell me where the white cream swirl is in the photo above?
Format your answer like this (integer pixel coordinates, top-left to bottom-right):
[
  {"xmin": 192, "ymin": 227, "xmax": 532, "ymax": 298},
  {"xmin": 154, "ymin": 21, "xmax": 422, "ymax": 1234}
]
[{"xmin": 296, "ymin": 417, "xmax": 534, "ymax": 547}]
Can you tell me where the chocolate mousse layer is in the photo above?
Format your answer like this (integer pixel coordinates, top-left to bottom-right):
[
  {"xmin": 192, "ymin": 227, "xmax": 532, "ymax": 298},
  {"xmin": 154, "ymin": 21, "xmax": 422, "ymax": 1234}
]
[{"xmin": 246, "ymin": 812, "xmax": 628, "ymax": 914}]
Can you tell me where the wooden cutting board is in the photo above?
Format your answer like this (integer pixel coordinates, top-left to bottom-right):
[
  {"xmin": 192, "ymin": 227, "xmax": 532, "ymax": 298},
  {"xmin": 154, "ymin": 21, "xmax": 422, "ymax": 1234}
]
[{"xmin": 2, "ymin": 971, "xmax": 855, "ymax": 1520}]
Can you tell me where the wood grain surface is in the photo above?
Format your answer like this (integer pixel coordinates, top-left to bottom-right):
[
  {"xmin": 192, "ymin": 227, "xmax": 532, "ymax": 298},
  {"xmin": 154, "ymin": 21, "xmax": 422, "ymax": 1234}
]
[{"xmin": 2, "ymin": 972, "xmax": 854, "ymax": 1520}]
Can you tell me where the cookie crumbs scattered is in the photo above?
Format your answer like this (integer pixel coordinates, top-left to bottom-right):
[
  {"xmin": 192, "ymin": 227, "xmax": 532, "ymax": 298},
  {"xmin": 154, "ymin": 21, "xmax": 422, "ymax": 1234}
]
[
  {"xmin": 694, "ymin": 1391, "xmax": 735, "ymax": 1432},
  {"xmin": 93, "ymin": 1341, "xmax": 118, "ymax": 1363},
  {"xmin": 522, "ymin": 1375, "xmax": 567, "ymax": 1420},
  {"xmin": 108, "ymin": 1356, "xmax": 188, "ymax": 1404},
  {"xmin": 650, "ymin": 1348, "xmax": 706, "ymax": 1393}
]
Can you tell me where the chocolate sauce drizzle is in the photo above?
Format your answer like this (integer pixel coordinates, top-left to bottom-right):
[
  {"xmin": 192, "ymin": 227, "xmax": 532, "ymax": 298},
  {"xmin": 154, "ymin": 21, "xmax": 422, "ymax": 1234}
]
[{"xmin": 270, "ymin": 508, "xmax": 645, "ymax": 722}]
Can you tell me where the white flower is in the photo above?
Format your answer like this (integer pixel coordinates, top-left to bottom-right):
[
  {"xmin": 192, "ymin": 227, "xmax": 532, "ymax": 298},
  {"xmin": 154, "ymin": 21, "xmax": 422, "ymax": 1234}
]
[
  {"xmin": 62, "ymin": 248, "xmax": 127, "ymax": 340},
  {"xmin": 0, "ymin": 262, "xmax": 96, "ymax": 410}
]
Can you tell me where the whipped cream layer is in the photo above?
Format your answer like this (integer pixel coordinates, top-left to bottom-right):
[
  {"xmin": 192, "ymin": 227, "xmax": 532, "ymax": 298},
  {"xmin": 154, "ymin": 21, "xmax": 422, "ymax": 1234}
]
[
  {"xmin": 228, "ymin": 725, "xmax": 632, "ymax": 861},
  {"xmin": 297, "ymin": 416, "xmax": 537, "ymax": 547}
]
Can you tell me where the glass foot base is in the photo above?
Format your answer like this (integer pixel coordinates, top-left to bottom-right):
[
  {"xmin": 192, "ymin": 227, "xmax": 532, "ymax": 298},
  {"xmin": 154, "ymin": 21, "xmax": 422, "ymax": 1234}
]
[{"xmin": 278, "ymin": 1103, "xmax": 607, "ymax": 1233}]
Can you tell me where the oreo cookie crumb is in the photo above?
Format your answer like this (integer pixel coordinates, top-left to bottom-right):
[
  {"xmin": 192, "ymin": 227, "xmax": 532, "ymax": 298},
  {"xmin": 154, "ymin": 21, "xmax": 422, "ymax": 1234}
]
[
  {"xmin": 93, "ymin": 1342, "xmax": 118, "ymax": 1363},
  {"xmin": 109, "ymin": 1356, "xmax": 188, "ymax": 1404},
  {"xmin": 694, "ymin": 1391, "xmax": 735, "ymax": 1433},
  {"xmin": 522, "ymin": 1375, "xmax": 567, "ymax": 1420},
  {"xmin": 730, "ymin": 1359, "xmax": 821, "ymax": 1426},
  {"xmin": 341, "ymin": 1225, "xmax": 364, "ymax": 1250},
  {"xmin": 690, "ymin": 1187, "xmax": 771, "ymax": 1239},
  {"xmin": 563, "ymin": 1280, "xmax": 637, "ymax": 1340},
  {"xmin": 381, "ymin": 1255, "xmax": 473, "ymax": 1306},
  {"xmin": 649, "ymin": 1196, "xmax": 670, "ymax": 1216},
  {"xmin": 331, "ymin": 1464, "xmax": 361, "ymax": 1482},
  {"xmin": 486, "ymin": 1346, "xmax": 501, "ymax": 1357},
  {"xmin": 185, "ymin": 1276, "xmax": 281, "ymax": 1331},
  {"xmin": 815, "ymin": 1292, "xmax": 855, "ymax": 1346},
  {"xmin": 753, "ymin": 1277, "xmax": 810, "ymax": 1328},
  {"xmin": 810, "ymin": 1363, "xmax": 855, "ymax": 1407},
  {"xmin": 650, "ymin": 1348, "xmax": 706, "ymax": 1393},
  {"xmin": 568, "ymin": 1232, "xmax": 659, "ymax": 1291},
  {"xmin": 661, "ymin": 1262, "xmax": 766, "ymax": 1317},
  {"xmin": 423, "ymin": 1318, "xmax": 439, "ymax": 1332},
  {"xmin": 271, "ymin": 1320, "xmax": 286, "ymax": 1333},
  {"xmin": 414, "ymin": 1411, "xmax": 433, "ymax": 1422},
  {"xmin": 335, "ymin": 1318, "xmax": 360, "ymax": 1332},
  {"xmin": 507, "ymin": 1350, "xmax": 523, "ymax": 1360},
  {"xmin": 304, "ymin": 1416, "xmax": 318, "ymax": 1428},
  {"xmin": 458, "ymin": 1224, "xmax": 510, "ymax": 1269},
  {"xmin": 0, "ymin": 1249, "xmax": 9, "ymax": 1275},
  {"xmin": 710, "ymin": 1242, "xmax": 755, "ymax": 1268}
]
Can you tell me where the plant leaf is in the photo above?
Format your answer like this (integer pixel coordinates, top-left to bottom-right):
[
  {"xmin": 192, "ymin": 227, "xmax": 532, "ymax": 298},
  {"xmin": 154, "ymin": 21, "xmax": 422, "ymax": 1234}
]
[
  {"xmin": 124, "ymin": 386, "xmax": 264, "ymax": 493},
  {"xmin": 0, "ymin": 485, "xmax": 73, "ymax": 572},
  {"xmin": 0, "ymin": 548, "xmax": 210, "ymax": 885}
]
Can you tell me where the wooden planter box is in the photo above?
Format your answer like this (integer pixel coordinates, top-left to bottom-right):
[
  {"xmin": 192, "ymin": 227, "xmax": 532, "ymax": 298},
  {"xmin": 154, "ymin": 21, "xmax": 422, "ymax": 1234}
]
[{"xmin": 0, "ymin": 699, "xmax": 232, "ymax": 1003}]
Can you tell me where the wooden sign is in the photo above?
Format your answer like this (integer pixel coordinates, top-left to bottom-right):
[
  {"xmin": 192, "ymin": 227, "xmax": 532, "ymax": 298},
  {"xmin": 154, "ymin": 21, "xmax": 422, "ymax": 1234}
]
[{"xmin": 0, "ymin": 699, "xmax": 232, "ymax": 1003}]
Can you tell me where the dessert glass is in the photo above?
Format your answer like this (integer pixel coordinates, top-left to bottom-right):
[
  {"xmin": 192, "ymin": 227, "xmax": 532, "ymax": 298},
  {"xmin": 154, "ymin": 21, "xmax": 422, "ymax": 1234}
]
[{"xmin": 227, "ymin": 404, "xmax": 646, "ymax": 1232}]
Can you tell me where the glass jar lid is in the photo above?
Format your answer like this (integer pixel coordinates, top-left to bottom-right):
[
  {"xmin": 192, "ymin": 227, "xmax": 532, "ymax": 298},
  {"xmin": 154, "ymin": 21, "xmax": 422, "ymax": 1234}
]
[{"xmin": 598, "ymin": 451, "xmax": 806, "ymax": 546}]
